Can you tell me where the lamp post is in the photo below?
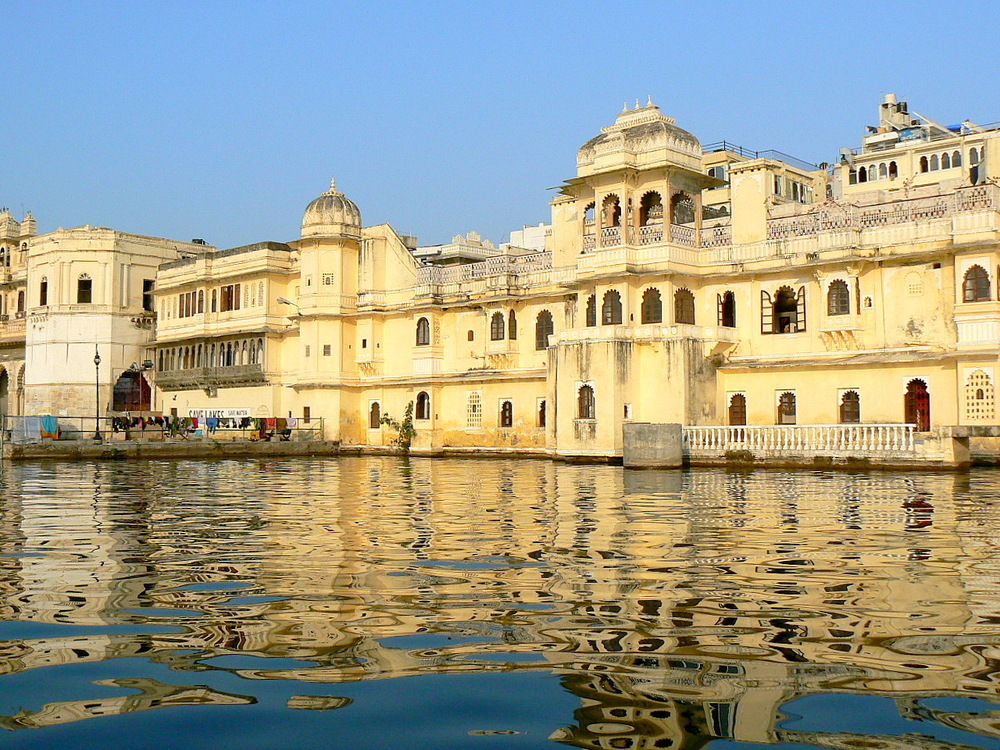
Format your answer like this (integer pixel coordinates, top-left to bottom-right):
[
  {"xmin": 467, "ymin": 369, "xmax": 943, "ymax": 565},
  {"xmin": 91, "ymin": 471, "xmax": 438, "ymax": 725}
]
[{"xmin": 93, "ymin": 346, "xmax": 102, "ymax": 441}]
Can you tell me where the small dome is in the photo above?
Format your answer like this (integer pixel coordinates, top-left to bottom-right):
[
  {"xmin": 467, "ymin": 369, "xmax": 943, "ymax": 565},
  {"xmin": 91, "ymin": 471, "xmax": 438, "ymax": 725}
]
[
  {"xmin": 301, "ymin": 179, "xmax": 361, "ymax": 239},
  {"xmin": 577, "ymin": 100, "xmax": 702, "ymax": 173}
]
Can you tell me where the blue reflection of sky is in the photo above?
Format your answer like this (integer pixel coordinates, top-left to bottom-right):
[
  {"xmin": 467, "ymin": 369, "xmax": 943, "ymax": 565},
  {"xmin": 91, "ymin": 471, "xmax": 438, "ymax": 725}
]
[
  {"xmin": 1, "ymin": 659, "xmax": 577, "ymax": 750},
  {"xmin": 775, "ymin": 693, "xmax": 1000, "ymax": 749}
]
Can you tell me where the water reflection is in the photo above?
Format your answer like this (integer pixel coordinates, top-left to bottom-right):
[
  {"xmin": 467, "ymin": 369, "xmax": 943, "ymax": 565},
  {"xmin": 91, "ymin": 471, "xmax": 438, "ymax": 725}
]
[{"xmin": 0, "ymin": 459, "xmax": 998, "ymax": 748}]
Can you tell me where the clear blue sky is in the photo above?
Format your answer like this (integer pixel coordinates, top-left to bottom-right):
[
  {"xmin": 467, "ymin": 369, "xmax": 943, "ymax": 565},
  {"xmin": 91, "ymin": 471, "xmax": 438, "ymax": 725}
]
[{"xmin": 6, "ymin": 1, "xmax": 1000, "ymax": 249}]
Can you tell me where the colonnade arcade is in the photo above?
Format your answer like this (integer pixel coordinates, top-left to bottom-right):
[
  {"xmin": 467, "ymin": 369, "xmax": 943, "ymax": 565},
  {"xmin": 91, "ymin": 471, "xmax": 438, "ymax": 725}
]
[
  {"xmin": 158, "ymin": 338, "xmax": 266, "ymax": 372},
  {"xmin": 581, "ymin": 186, "xmax": 703, "ymax": 252}
]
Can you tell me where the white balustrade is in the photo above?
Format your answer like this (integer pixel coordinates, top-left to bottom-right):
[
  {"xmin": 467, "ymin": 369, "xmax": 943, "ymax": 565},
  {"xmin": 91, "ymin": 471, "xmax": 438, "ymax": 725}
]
[
  {"xmin": 683, "ymin": 423, "xmax": 916, "ymax": 457},
  {"xmin": 670, "ymin": 224, "xmax": 697, "ymax": 247},
  {"xmin": 639, "ymin": 224, "xmax": 663, "ymax": 245},
  {"xmin": 601, "ymin": 226, "xmax": 622, "ymax": 247}
]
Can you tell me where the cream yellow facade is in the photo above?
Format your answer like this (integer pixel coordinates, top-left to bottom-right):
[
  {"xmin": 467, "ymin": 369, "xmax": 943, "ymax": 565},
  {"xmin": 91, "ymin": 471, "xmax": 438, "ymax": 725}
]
[
  {"xmin": 3, "ymin": 95, "xmax": 999, "ymax": 460},
  {"xmin": 144, "ymin": 96, "xmax": 1000, "ymax": 459}
]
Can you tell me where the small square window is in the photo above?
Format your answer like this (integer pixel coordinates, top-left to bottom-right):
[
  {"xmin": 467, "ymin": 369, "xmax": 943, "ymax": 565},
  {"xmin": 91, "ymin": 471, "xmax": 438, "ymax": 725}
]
[
  {"xmin": 323, "ymin": 273, "xmax": 335, "ymax": 285},
  {"xmin": 323, "ymin": 344, "xmax": 332, "ymax": 356},
  {"xmin": 468, "ymin": 330, "xmax": 475, "ymax": 341},
  {"xmin": 362, "ymin": 338, "xmax": 368, "ymax": 348},
  {"xmin": 304, "ymin": 345, "xmax": 311, "ymax": 357}
]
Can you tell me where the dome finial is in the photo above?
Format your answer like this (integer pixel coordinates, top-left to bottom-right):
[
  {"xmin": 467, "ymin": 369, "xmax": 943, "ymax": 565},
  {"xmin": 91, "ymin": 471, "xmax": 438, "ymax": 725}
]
[
  {"xmin": 329, "ymin": 177, "xmax": 338, "ymax": 194},
  {"xmin": 647, "ymin": 94, "xmax": 653, "ymax": 107}
]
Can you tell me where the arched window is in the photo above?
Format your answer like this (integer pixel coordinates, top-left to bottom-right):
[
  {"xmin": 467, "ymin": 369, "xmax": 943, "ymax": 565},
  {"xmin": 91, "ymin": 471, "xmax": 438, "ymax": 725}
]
[
  {"xmin": 641, "ymin": 288, "xmax": 662, "ymax": 324},
  {"xmin": 415, "ymin": 391, "xmax": 431, "ymax": 420},
  {"xmin": 369, "ymin": 402, "xmax": 381, "ymax": 429},
  {"xmin": 640, "ymin": 192, "xmax": 663, "ymax": 225},
  {"xmin": 578, "ymin": 384, "xmax": 595, "ymax": 420},
  {"xmin": 602, "ymin": 290, "xmax": 622, "ymax": 325},
  {"xmin": 930, "ymin": 154, "xmax": 939, "ymax": 171},
  {"xmin": 211, "ymin": 289, "xmax": 218, "ymax": 312},
  {"xmin": 674, "ymin": 288, "xmax": 695, "ymax": 325},
  {"xmin": 963, "ymin": 265, "xmax": 990, "ymax": 302},
  {"xmin": 719, "ymin": 291, "xmax": 736, "ymax": 328},
  {"xmin": 197, "ymin": 289, "xmax": 204, "ymax": 314},
  {"xmin": 919, "ymin": 156, "xmax": 929, "ymax": 173},
  {"xmin": 641, "ymin": 288, "xmax": 663, "ymax": 323},
  {"xmin": 671, "ymin": 193, "xmax": 695, "ymax": 224},
  {"xmin": 585, "ymin": 295, "xmax": 597, "ymax": 327},
  {"xmin": 728, "ymin": 394, "xmax": 746, "ymax": 426},
  {"xmin": 879, "ymin": 163, "xmax": 888, "ymax": 179},
  {"xmin": 859, "ymin": 166, "xmax": 868, "ymax": 182},
  {"xmin": 965, "ymin": 370, "xmax": 994, "ymax": 422},
  {"xmin": 16, "ymin": 290, "xmax": 24, "ymax": 313},
  {"xmin": 888, "ymin": 161, "xmax": 898, "ymax": 179},
  {"xmin": 415, "ymin": 317, "xmax": 431, "ymax": 346},
  {"xmin": 583, "ymin": 202, "xmax": 595, "ymax": 225},
  {"xmin": 490, "ymin": 311, "xmax": 505, "ymax": 341},
  {"xmin": 840, "ymin": 391, "xmax": 860, "ymax": 424},
  {"xmin": 970, "ymin": 147, "xmax": 980, "ymax": 165},
  {"xmin": 942, "ymin": 152, "xmax": 951, "ymax": 170},
  {"xmin": 952, "ymin": 150, "xmax": 962, "ymax": 168},
  {"xmin": 257, "ymin": 338, "xmax": 264, "ymax": 365},
  {"xmin": 508, "ymin": 309, "xmax": 517, "ymax": 340},
  {"xmin": 602, "ymin": 195, "xmax": 621, "ymax": 227},
  {"xmin": 39, "ymin": 278, "xmax": 48, "ymax": 307},
  {"xmin": 535, "ymin": 310, "xmax": 554, "ymax": 350},
  {"xmin": 777, "ymin": 392, "xmax": 796, "ymax": 425},
  {"xmin": 765, "ymin": 286, "xmax": 805, "ymax": 334},
  {"xmin": 77, "ymin": 274, "xmax": 93, "ymax": 304},
  {"xmin": 905, "ymin": 379, "xmax": 930, "ymax": 431},
  {"xmin": 827, "ymin": 280, "xmax": 850, "ymax": 315},
  {"xmin": 499, "ymin": 400, "xmax": 513, "ymax": 428}
]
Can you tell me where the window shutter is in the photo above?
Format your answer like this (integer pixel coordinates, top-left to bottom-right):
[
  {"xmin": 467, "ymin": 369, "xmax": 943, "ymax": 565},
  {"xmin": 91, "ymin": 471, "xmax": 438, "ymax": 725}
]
[
  {"xmin": 796, "ymin": 286, "xmax": 807, "ymax": 332},
  {"xmin": 760, "ymin": 290, "xmax": 773, "ymax": 334},
  {"xmin": 717, "ymin": 293, "xmax": 723, "ymax": 326}
]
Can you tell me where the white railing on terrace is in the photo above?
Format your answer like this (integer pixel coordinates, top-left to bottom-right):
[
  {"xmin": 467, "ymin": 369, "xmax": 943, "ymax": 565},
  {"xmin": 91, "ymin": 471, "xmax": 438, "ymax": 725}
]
[
  {"xmin": 701, "ymin": 225, "xmax": 732, "ymax": 248},
  {"xmin": 670, "ymin": 224, "xmax": 697, "ymax": 247},
  {"xmin": 767, "ymin": 184, "xmax": 998, "ymax": 240},
  {"xmin": 684, "ymin": 423, "xmax": 916, "ymax": 455},
  {"xmin": 582, "ymin": 234, "xmax": 596, "ymax": 253},
  {"xmin": 639, "ymin": 224, "xmax": 663, "ymax": 245},
  {"xmin": 601, "ymin": 226, "xmax": 622, "ymax": 246},
  {"xmin": 415, "ymin": 251, "xmax": 553, "ymax": 287}
]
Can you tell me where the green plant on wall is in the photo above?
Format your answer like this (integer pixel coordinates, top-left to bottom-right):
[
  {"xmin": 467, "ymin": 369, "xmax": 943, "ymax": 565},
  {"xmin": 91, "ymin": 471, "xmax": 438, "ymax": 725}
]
[{"xmin": 379, "ymin": 401, "xmax": 416, "ymax": 453}]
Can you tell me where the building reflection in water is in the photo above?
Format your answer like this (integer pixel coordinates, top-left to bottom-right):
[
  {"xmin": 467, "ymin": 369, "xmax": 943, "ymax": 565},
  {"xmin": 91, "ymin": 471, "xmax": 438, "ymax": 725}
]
[{"xmin": 0, "ymin": 458, "xmax": 999, "ymax": 747}]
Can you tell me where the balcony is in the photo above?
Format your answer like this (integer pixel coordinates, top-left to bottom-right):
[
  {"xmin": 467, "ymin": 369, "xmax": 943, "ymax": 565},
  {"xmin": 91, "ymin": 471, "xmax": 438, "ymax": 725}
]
[
  {"xmin": 0, "ymin": 316, "xmax": 25, "ymax": 344},
  {"xmin": 156, "ymin": 364, "xmax": 267, "ymax": 391}
]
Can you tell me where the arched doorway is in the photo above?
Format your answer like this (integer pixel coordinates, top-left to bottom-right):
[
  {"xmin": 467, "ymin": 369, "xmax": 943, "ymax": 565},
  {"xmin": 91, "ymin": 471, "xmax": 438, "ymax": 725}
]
[
  {"xmin": 905, "ymin": 379, "xmax": 930, "ymax": 431},
  {"xmin": 112, "ymin": 371, "xmax": 152, "ymax": 412}
]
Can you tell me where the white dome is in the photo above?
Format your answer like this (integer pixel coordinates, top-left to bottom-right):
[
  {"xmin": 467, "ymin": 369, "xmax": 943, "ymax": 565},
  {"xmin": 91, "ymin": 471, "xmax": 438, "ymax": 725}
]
[{"xmin": 301, "ymin": 179, "xmax": 361, "ymax": 239}]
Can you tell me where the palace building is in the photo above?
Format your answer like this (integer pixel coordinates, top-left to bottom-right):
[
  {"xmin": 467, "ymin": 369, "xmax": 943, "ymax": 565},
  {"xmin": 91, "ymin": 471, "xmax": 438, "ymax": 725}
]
[{"xmin": 3, "ymin": 94, "xmax": 1000, "ymax": 460}]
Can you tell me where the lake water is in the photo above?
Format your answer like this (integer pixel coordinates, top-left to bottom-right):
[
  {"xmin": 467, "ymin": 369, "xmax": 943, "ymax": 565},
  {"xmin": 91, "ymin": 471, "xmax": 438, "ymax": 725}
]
[{"xmin": 1, "ymin": 457, "xmax": 1000, "ymax": 749}]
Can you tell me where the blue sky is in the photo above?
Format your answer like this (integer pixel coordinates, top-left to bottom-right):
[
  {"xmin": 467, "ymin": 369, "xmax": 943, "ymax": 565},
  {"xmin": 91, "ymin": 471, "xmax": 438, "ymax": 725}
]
[{"xmin": 5, "ymin": 1, "xmax": 1000, "ymax": 249}]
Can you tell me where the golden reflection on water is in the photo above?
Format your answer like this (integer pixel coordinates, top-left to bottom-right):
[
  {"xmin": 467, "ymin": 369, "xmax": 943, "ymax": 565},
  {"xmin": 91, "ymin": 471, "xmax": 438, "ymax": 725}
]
[{"xmin": 1, "ymin": 458, "xmax": 999, "ymax": 748}]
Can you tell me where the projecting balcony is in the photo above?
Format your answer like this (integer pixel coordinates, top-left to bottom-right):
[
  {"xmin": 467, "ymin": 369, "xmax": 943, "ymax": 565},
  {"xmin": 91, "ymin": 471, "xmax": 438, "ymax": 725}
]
[
  {"xmin": 156, "ymin": 364, "xmax": 267, "ymax": 391},
  {"xmin": 0, "ymin": 316, "xmax": 25, "ymax": 344}
]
